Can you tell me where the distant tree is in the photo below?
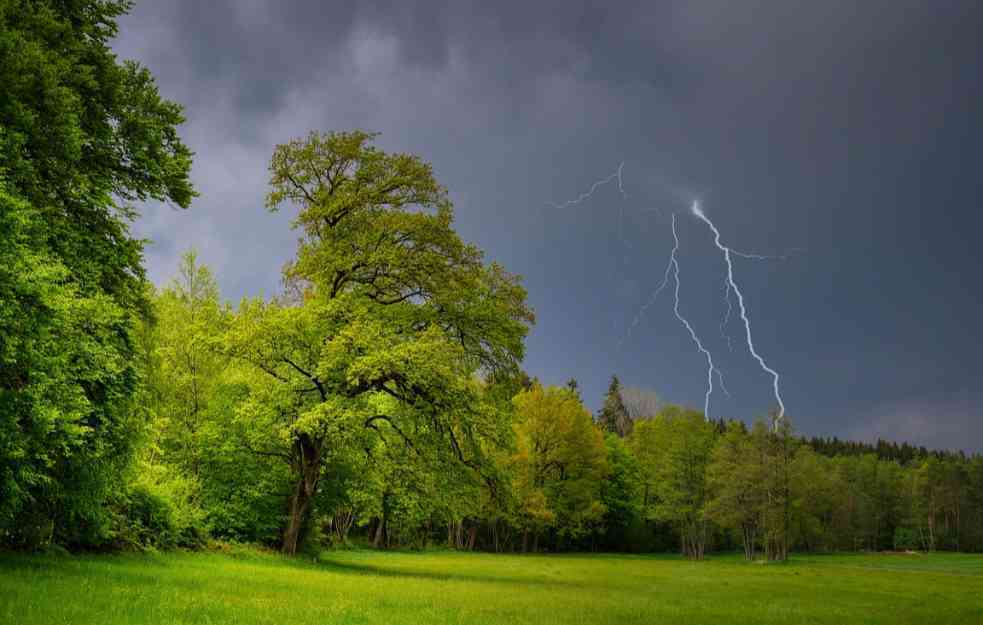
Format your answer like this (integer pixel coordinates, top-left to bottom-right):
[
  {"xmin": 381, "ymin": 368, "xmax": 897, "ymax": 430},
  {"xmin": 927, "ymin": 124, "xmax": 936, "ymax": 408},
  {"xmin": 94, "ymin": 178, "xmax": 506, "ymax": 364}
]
[
  {"xmin": 964, "ymin": 457, "xmax": 983, "ymax": 552},
  {"xmin": 621, "ymin": 386, "xmax": 662, "ymax": 422},
  {"xmin": 598, "ymin": 375, "xmax": 631, "ymax": 437},
  {"xmin": 904, "ymin": 456, "xmax": 968, "ymax": 552},
  {"xmin": 788, "ymin": 445, "xmax": 839, "ymax": 552},
  {"xmin": 511, "ymin": 385, "xmax": 608, "ymax": 550},
  {"xmin": 761, "ymin": 416, "xmax": 796, "ymax": 561},
  {"xmin": 597, "ymin": 433, "xmax": 641, "ymax": 550},
  {"xmin": 150, "ymin": 251, "xmax": 229, "ymax": 476},
  {"xmin": 631, "ymin": 405, "xmax": 715, "ymax": 559},
  {"xmin": 706, "ymin": 422, "xmax": 764, "ymax": 560},
  {"xmin": 705, "ymin": 416, "xmax": 799, "ymax": 561},
  {"xmin": 565, "ymin": 378, "xmax": 581, "ymax": 400}
]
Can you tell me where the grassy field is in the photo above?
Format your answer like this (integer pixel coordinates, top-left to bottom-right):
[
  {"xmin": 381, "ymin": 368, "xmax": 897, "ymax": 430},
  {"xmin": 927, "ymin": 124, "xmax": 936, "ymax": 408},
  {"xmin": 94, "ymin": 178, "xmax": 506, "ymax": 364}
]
[{"xmin": 1, "ymin": 548, "xmax": 981, "ymax": 625}]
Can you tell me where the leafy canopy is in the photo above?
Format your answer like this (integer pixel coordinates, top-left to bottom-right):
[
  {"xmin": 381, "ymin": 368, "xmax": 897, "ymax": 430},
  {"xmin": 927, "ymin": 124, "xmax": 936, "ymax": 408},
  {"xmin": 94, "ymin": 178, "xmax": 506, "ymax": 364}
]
[{"xmin": 224, "ymin": 130, "xmax": 533, "ymax": 553}]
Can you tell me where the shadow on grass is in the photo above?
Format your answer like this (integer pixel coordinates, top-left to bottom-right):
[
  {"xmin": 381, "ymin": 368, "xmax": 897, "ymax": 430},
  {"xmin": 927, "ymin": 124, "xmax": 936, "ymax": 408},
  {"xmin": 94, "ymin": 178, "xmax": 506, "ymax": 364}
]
[
  {"xmin": 317, "ymin": 556, "xmax": 588, "ymax": 589},
  {"xmin": 0, "ymin": 552, "xmax": 225, "ymax": 593}
]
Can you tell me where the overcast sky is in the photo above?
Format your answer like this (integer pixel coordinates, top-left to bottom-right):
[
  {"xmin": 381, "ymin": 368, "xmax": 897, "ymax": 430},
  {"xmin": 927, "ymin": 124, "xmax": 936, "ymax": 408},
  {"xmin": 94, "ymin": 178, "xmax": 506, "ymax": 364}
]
[{"xmin": 112, "ymin": 0, "xmax": 983, "ymax": 452}]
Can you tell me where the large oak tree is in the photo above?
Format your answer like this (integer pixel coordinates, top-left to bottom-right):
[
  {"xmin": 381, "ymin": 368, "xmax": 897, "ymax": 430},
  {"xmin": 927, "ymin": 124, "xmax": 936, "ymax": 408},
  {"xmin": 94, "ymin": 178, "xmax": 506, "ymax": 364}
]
[{"xmin": 226, "ymin": 131, "xmax": 533, "ymax": 554}]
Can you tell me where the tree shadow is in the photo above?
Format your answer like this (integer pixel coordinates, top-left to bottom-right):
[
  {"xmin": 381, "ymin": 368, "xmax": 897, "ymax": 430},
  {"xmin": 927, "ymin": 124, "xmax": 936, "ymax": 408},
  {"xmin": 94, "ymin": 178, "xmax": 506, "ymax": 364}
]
[
  {"xmin": 317, "ymin": 556, "xmax": 587, "ymax": 589},
  {"xmin": 0, "ymin": 553, "xmax": 212, "ymax": 593}
]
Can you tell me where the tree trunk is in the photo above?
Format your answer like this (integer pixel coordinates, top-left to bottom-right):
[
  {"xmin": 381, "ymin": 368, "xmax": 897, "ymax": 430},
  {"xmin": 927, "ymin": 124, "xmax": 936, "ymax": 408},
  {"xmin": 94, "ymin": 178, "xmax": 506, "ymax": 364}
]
[
  {"xmin": 281, "ymin": 434, "xmax": 322, "ymax": 555},
  {"xmin": 373, "ymin": 514, "xmax": 386, "ymax": 548},
  {"xmin": 333, "ymin": 508, "xmax": 355, "ymax": 543},
  {"xmin": 743, "ymin": 524, "xmax": 756, "ymax": 560},
  {"xmin": 453, "ymin": 520, "xmax": 465, "ymax": 549},
  {"xmin": 283, "ymin": 477, "xmax": 313, "ymax": 555},
  {"xmin": 955, "ymin": 499, "xmax": 961, "ymax": 551}
]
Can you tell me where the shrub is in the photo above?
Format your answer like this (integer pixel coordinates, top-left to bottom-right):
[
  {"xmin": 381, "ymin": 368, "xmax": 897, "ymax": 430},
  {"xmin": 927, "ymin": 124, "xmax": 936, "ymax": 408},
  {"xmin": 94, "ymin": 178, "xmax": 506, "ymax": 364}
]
[{"xmin": 109, "ymin": 464, "xmax": 208, "ymax": 551}]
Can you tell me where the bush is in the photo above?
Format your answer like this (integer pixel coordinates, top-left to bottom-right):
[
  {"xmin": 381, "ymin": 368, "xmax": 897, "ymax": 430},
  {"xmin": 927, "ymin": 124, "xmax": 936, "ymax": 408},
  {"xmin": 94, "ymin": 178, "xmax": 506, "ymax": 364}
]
[
  {"xmin": 202, "ymin": 488, "xmax": 284, "ymax": 547},
  {"xmin": 109, "ymin": 464, "xmax": 208, "ymax": 551},
  {"xmin": 113, "ymin": 484, "xmax": 176, "ymax": 550}
]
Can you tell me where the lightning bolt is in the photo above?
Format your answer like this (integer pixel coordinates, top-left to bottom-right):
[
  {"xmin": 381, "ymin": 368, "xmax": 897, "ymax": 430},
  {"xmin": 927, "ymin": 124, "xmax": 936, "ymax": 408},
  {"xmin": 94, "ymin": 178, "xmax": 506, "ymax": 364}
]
[
  {"xmin": 716, "ymin": 368, "xmax": 731, "ymax": 398},
  {"xmin": 549, "ymin": 161, "xmax": 633, "ymax": 259},
  {"xmin": 690, "ymin": 200, "xmax": 786, "ymax": 422},
  {"xmin": 620, "ymin": 236, "xmax": 673, "ymax": 346},
  {"xmin": 720, "ymin": 280, "xmax": 734, "ymax": 352},
  {"xmin": 619, "ymin": 214, "xmax": 725, "ymax": 417},
  {"xmin": 553, "ymin": 167, "xmax": 788, "ymax": 422},
  {"xmin": 548, "ymin": 162, "xmax": 626, "ymax": 210},
  {"xmin": 719, "ymin": 249, "xmax": 801, "ymax": 353},
  {"xmin": 718, "ymin": 250, "xmax": 794, "ymax": 351},
  {"xmin": 667, "ymin": 213, "xmax": 722, "ymax": 420}
]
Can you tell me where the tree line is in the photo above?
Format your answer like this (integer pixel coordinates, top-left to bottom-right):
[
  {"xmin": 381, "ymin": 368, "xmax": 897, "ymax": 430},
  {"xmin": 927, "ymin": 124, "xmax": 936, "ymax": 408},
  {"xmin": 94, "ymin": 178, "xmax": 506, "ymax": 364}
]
[{"xmin": 1, "ymin": 0, "xmax": 981, "ymax": 560}]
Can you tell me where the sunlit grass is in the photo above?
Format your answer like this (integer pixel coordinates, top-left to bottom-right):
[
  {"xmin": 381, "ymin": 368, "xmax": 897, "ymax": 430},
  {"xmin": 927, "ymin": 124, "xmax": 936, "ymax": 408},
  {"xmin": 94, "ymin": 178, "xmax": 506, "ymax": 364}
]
[{"xmin": 1, "ymin": 547, "xmax": 981, "ymax": 624}]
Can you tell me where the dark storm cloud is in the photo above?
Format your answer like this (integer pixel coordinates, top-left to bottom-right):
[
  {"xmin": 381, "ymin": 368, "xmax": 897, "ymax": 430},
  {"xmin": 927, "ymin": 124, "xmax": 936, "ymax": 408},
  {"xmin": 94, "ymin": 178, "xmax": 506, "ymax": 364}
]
[
  {"xmin": 113, "ymin": 0, "xmax": 983, "ymax": 451},
  {"xmin": 850, "ymin": 390, "xmax": 983, "ymax": 455}
]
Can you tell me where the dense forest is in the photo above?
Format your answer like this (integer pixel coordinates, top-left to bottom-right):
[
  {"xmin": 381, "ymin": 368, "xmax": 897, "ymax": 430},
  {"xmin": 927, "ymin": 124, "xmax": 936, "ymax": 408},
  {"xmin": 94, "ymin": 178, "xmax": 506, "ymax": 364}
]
[{"xmin": 1, "ymin": 1, "xmax": 981, "ymax": 562}]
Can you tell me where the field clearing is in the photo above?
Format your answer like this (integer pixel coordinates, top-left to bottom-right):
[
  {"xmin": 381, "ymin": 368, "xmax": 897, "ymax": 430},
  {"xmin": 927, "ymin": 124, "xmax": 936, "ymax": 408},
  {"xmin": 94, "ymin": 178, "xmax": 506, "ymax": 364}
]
[{"xmin": 1, "ymin": 548, "xmax": 981, "ymax": 625}]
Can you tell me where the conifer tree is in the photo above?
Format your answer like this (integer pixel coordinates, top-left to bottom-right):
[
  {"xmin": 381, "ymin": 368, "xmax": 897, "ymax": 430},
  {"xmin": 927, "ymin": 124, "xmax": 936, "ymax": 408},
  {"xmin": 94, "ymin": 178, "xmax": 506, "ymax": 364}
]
[{"xmin": 597, "ymin": 375, "xmax": 631, "ymax": 437}]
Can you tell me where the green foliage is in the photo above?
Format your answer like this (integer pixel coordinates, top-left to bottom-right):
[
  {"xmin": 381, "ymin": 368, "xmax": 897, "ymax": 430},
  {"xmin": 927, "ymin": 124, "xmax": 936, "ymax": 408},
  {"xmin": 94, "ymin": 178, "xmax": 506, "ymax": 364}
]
[
  {"xmin": 217, "ymin": 130, "xmax": 533, "ymax": 554},
  {"xmin": 706, "ymin": 421, "xmax": 766, "ymax": 559},
  {"xmin": 144, "ymin": 392, "xmax": 287, "ymax": 548},
  {"xmin": 148, "ymin": 252, "xmax": 229, "ymax": 475},
  {"xmin": 894, "ymin": 527, "xmax": 920, "ymax": 551},
  {"xmin": 0, "ymin": 1, "xmax": 194, "ymax": 209},
  {"xmin": 65, "ymin": 242, "xmax": 983, "ymax": 556},
  {"xmin": 0, "ymin": 0, "xmax": 194, "ymax": 316},
  {"xmin": 596, "ymin": 433, "xmax": 641, "ymax": 548},
  {"xmin": 0, "ymin": 187, "xmax": 142, "ymax": 548},
  {"xmin": 510, "ymin": 384, "xmax": 608, "ymax": 547},
  {"xmin": 630, "ymin": 405, "xmax": 715, "ymax": 558},
  {"xmin": 109, "ymin": 485, "xmax": 173, "ymax": 550},
  {"xmin": 0, "ymin": 0, "xmax": 194, "ymax": 550}
]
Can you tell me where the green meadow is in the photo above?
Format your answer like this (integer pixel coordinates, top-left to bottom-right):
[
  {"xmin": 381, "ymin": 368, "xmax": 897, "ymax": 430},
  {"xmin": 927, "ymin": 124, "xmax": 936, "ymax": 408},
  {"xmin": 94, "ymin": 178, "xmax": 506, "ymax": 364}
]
[{"xmin": 2, "ymin": 549, "xmax": 981, "ymax": 625}]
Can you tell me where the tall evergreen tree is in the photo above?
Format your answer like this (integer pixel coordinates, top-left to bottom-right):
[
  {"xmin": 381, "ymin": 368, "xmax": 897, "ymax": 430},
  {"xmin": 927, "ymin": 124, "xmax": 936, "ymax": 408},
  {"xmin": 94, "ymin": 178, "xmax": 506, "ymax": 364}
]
[
  {"xmin": 597, "ymin": 375, "xmax": 631, "ymax": 437},
  {"xmin": 565, "ymin": 378, "xmax": 581, "ymax": 401}
]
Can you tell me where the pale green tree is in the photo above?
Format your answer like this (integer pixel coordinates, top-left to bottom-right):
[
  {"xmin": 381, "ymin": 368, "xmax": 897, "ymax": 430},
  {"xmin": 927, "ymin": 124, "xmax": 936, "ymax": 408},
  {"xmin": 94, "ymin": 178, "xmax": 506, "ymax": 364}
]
[
  {"xmin": 151, "ymin": 251, "xmax": 229, "ymax": 476},
  {"xmin": 757, "ymin": 416, "xmax": 797, "ymax": 561},
  {"xmin": 630, "ymin": 405, "xmax": 716, "ymax": 559},
  {"xmin": 224, "ymin": 131, "xmax": 533, "ymax": 554},
  {"xmin": 706, "ymin": 421, "xmax": 764, "ymax": 560},
  {"xmin": 511, "ymin": 384, "xmax": 608, "ymax": 550}
]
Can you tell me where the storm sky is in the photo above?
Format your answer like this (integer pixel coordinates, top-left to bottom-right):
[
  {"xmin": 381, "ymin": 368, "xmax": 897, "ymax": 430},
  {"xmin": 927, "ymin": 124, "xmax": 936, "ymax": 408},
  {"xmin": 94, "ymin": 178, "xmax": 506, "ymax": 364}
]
[{"xmin": 112, "ymin": 1, "xmax": 983, "ymax": 451}]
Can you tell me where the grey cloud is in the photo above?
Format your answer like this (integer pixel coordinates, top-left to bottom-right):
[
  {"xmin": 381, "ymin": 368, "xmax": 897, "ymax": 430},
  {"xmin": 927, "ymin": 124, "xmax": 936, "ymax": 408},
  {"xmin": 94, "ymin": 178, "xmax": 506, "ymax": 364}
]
[
  {"xmin": 849, "ymin": 391, "xmax": 983, "ymax": 454},
  {"xmin": 112, "ymin": 1, "xmax": 983, "ymax": 450}
]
